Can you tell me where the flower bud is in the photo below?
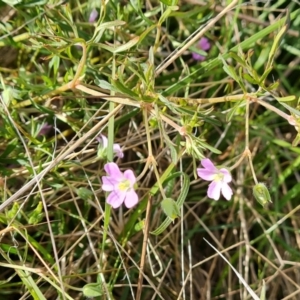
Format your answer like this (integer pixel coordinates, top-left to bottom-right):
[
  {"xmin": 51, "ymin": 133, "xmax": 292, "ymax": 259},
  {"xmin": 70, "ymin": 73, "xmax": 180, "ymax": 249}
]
[
  {"xmin": 161, "ymin": 198, "xmax": 180, "ymax": 220},
  {"xmin": 7, "ymin": 202, "xmax": 20, "ymax": 220},
  {"xmin": 28, "ymin": 202, "xmax": 44, "ymax": 225},
  {"xmin": 83, "ymin": 283, "xmax": 103, "ymax": 297},
  {"xmin": 88, "ymin": 8, "xmax": 98, "ymax": 23},
  {"xmin": 253, "ymin": 183, "xmax": 272, "ymax": 207}
]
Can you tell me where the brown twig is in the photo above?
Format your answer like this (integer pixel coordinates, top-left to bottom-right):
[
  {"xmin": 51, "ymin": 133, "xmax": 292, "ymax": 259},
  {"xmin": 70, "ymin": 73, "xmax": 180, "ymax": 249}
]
[{"xmin": 136, "ymin": 196, "xmax": 152, "ymax": 300}]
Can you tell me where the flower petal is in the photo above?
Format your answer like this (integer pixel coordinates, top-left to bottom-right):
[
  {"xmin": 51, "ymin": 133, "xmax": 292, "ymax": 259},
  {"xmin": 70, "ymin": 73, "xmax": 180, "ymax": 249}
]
[
  {"xmin": 192, "ymin": 52, "xmax": 205, "ymax": 61},
  {"xmin": 89, "ymin": 8, "xmax": 98, "ymax": 23},
  {"xmin": 219, "ymin": 168, "xmax": 232, "ymax": 183},
  {"xmin": 221, "ymin": 183, "xmax": 233, "ymax": 200},
  {"xmin": 106, "ymin": 190, "xmax": 125, "ymax": 208},
  {"xmin": 102, "ymin": 176, "xmax": 119, "ymax": 191},
  {"xmin": 123, "ymin": 170, "xmax": 136, "ymax": 186},
  {"xmin": 104, "ymin": 162, "xmax": 123, "ymax": 179},
  {"xmin": 38, "ymin": 123, "xmax": 52, "ymax": 136},
  {"xmin": 207, "ymin": 181, "xmax": 222, "ymax": 200},
  {"xmin": 197, "ymin": 168, "xmax": 215, "ymax": 181},
  {"xmin": 113, "ymin": 144, "xmax": 124, "ymax": 158},
  {"xmin": 97, "ymin": 134, "xmax": 108, "ymax": 147},
  {"xmin": 201, "ymin": 158, "xmax": 217, "ymax": 172},
  {"xmin": 199, "ymin": 37, "xmax": 211, "ymax": 51},
  {"xmin": 124, "ymin": 190, "xmax": 139, "ymax": 208}
]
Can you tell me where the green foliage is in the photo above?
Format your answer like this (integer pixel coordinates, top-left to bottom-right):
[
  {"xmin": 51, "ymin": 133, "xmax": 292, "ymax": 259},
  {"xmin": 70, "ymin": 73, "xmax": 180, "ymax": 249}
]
[{"xmin": 82, "ymin": 282, "xmax": 103, "ymax": 297}]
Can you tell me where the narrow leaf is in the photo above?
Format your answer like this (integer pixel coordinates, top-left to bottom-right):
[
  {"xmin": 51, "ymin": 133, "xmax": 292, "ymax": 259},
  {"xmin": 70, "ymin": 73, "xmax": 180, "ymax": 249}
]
[
  {"xmin": 113, "ymin": 36, "xmax": 139, "ymax": 53},
  {"xmin": 266, "ymin": 24, "xmax": 288, "ymax": 70}
]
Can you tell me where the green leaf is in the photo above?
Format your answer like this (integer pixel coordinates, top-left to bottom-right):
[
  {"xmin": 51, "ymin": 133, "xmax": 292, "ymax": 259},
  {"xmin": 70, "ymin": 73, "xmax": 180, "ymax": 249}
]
[
  {"xmin": 96, "ymin": 20, "xmax": 125, "ymax": 30},
  {"xmin": 219, "ymin": 55, "xmax": 239, "ymax": 82},
  {"xmin": 76, "ymin": 187, "xmax": 93, "ymax": 201},
  {"xmin": 198, "ymin": 140, "xmax": 222, "ymax": 155},
  {"xmin": 96, "ymin": 37, "xmax": 139, "ymax": 53},
  {"xmin": 1, "ymin": 87, "xmax": 14, "ymax": 106},
  {"xmin": 1, "ymin": 0, "xmax": 22, "ymax": 5},
  {"xmin": 158, "ymin": 94, "xmax": 178, "ymax": 113},
  {"xmin": 218, "ymin": 55, "xmax": 246, "ymax": 92},
  {"xmin": 130, "ymin": 0, "xmax": 153, "ymax": 25},
  {"xmin": 242, "ymin": 73, "xmax": 258, "ymax": 85},
  {"xmin": 90, "ymin": 20, "xmax": 125, "ymax": 43},
  {"xmin": 0, "ymin": 141, "xmax": 17, "ymax": 158},
  {"xmin": 159, "ymin": 0, "xmax": 174, "ymax": 5},
  {"xmin": 278, "ymin": 102, "xmax": 300, "ymax": 117},
  {"xmin": 163, "ymin": 9, "xmax": 299, "ymax": 97},
  {"xmin": 49, "ymin": 56, "xmax": 60, "ymax": 80},
  {"xmin": 82, "ymin": 283, "xmax": 103, "ymax": 297},
  {"xmin": 18, "ymin": 269, "xmax": 47, "ymax": 300},
  {"xmin": 95, "ymin": 79, "xmax": 112, "ymax": 91},
  {"xmin": 292, "ymin": 134, "xmax": 300, "ymax": 147},
  {"xmin": 259, "ymin": 67, "xmax": 273, "ymax": 85},
  {"xmin": 138, "ymin": 24, "xmax": 157, "ymax": 45},
  {"xmin": 159, "ymin": 6, "xmax": 179, "ymax": 24},
  {"xmin": 112, "ymin": 80, "xmax": 139, "ymax": 98},
  {"xmin": 276, "ymin": 95, "xmax": 296, "ymax": 102},
  {"xmin": 151, "ymin": 172, "xmax": 189, "ymax": 235},
  {"xmin": 169, "ymin": 143, "xmax": 178, "ymax": 164},
  {"xmin": 113, "ymin": 36, "xmax": 139, "ymax": 53},
  {"xmin": 260, "ymin": 280, "xmax": 266, "ymax": 300},
  {"xmin": 28, "ymin": 202, "xmax": 44, "ymax": 225},
  {"xmin": 7, "ymin": 202, "xmax": 20, "ymax": 220},
  {"xmin": 266, "ymin": 23, "xmax": 288, "ymax": 70},
  {"xmin": 226, "ymin": 100, "xmax": 244, "ymax": 122},
  {"xmin": 227, "ymin": 51, "xmax": 247, "ymax": 67},
  {"xmin": 266, "ymin": 81, "xmax": 279, "ymax": 91}
]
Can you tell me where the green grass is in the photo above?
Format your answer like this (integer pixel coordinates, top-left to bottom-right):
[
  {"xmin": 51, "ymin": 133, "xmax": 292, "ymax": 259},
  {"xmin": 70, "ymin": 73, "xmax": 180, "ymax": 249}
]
[{"xmin": 1, "ymin": 0, "xmax": 300, "ymax": 299}]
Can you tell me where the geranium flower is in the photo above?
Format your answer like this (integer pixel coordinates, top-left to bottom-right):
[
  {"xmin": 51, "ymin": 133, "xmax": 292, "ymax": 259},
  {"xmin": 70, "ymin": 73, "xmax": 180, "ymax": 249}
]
[
  {"xmin": 97, "ymin": 134, "xmax": 124, "ymax": 159},
  {"xmin": 192, "ymin": 37, "xmax": 211, "ymax": 61},
  {"xmin": 38, "ymin": 123, "xmax": 52, "ymax": 136},
  {"xmin": 197, "ymin": 158, "xmax": 233, "ymax": 201},
  {"xmin": 89, "ymin": 8, "xmax": 98, "ymax": 23},
  {"xmin": 102, "ymin": 162, "xmax": 138, "ymax": 208}
]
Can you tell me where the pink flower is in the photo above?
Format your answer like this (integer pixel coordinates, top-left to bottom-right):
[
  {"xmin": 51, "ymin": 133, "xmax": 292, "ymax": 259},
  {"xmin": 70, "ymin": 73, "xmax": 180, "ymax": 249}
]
[
  {"xmin": 102, "ymin": 162, "xmax": 138, "ymax": 208},
  {"xmin": 89, "ymin": 8, "xmax": 98, "ymax": 23},
  {"xmin": 38, "ymin": 123, "xmax": 52, "ymax": 136},
  {"xmin": 97, "ymin": 134, "xmax": 124, "ymax": 159},
  {"xmin": 192, "ymin": 37, "xmax": 211, "ymax": 61},
  {"xmin": 197, "ymin": 158, "xmax": 233, "ymax": 201}
]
